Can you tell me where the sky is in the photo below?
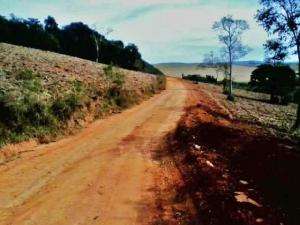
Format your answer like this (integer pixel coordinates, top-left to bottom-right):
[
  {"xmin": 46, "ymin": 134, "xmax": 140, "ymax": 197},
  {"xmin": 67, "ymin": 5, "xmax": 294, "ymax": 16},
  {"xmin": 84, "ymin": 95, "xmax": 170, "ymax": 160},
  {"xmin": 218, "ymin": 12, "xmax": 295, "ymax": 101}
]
[{"xmin": 0, "ymin": 0, "xmax": 293, "ymax": 63}]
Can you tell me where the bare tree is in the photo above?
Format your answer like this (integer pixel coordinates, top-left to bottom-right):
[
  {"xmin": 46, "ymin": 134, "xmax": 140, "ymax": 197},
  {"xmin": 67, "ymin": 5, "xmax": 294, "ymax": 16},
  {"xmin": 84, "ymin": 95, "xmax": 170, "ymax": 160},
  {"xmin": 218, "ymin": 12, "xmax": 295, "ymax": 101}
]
[
  {"xmin": 213, "ymin": 15, "xmax": 250, "ymax": 100},
  {"xmin": 256, "ymin": 0, "xmax": 300, "ymax": 130},
  {"xmin": 202, "ymin": 51, "xmax": 218, "ymax": 66},
  {"xmin": 201, "ymin": 50, "xmax": 223, "ymax": 81},
  {"xmin": 91, "ymin": 24, "xmax": 113, "ymax": 63}
]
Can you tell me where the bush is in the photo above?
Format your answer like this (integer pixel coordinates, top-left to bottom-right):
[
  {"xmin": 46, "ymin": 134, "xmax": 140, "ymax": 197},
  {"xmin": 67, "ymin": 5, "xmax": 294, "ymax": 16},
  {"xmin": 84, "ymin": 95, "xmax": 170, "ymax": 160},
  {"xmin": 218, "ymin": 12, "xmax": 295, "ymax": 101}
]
[
  {"xmin": 0, "ymin": 70, "xmax": 89, "ymax": 146},
  {"xmin": 104, "ymin": 65, "xmax": 125, "ymax": 87},
  {"xmin": 0, "ymin": 70, "xmax": 58, "ymax": 145},
  {"xmin": 250, "ymin": 64, "xmax": 296, "ymax": 104},
  {"xmin": 156, "ymin": 75, "xmax": 166, "ymax": 90},
  {"xmin": 51, "ymin": 80, "xmax": 86, "ymax": 121}
]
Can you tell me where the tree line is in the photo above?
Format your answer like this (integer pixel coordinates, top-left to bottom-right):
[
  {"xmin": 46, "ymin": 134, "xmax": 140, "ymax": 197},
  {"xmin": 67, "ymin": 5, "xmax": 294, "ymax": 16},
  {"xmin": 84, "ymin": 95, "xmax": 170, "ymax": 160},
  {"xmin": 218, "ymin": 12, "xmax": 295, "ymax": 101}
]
[{"xmin": 0, "ymin": 14, "xmax": 162, "ymax": 75}]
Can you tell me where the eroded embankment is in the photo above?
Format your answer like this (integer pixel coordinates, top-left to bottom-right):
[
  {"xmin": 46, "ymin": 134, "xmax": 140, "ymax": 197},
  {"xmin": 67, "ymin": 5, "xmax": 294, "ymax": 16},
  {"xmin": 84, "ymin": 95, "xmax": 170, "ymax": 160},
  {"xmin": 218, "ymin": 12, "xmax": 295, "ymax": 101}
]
[
  {"xmin": 159, "ymin": 82, "xmax": 300, "ymax": 225},
  {"xmin": 0, "ymin": 43, "xmax": 165, "ymax": 152}
]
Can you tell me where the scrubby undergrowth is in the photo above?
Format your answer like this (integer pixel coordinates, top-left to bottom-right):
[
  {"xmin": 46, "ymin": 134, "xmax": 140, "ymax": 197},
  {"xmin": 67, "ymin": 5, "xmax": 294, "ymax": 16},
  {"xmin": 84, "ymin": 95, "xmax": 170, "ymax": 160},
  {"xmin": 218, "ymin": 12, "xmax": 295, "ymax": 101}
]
[{"xmin": 0, "ymin": 67, "xmax": 165, "ymax": 147}]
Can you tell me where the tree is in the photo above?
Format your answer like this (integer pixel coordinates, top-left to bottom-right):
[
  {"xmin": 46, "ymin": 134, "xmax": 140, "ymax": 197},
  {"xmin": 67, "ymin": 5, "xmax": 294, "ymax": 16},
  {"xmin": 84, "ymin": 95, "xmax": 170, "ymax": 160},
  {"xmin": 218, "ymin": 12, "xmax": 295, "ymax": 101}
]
[
  {"xmin": 202, "ymin": 51, "xmax": 218, "ymax": 66},
  {"xmin": 264, "ymin": 39, "xmax": 288, "ymax": 65},
  {"xmin": 256, "ymin": 0, "xmax": 300, "ymax": 129},
  {"xmin": 212, "ymin": 15, "xmax": 250, "ymax": 100},
  {"xmin": 91, "ymin": 26, "xmax": 113, "ymax": 63},
  {"xmin": 201, "ymin": 50, "xmax": 225, "ymax": 81},
  {"xmin": 121, "ymin": 44, "xmax": 142, "ymax": 70},
  {"xmin": 60, "ymin": 22, "xmax": 96, "ymax": 61},
  {"xmin": 0, "ymin": 13, "xmax": 162, "ymax": 75},
  {"xmin": 44, "ymin": 16, "xmax": 59, "ymax": 34},
  {"xmin": 250, "ymin": 64, "xmax": 296, "ymax": 104}
]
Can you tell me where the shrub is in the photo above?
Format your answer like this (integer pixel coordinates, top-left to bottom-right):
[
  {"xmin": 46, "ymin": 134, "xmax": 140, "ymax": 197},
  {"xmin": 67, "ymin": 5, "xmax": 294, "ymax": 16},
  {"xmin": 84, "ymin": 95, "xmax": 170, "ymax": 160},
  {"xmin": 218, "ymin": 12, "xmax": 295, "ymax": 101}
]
[
  {"xmin": 0, "ymin": 70, "xmax": 89, "ymax": 146},
  {"xmin": 156, "ymin": 75, "xmax": 166, "ymax": 90},
  {"xmin": 52, "ymin": 93, "xmax": 81, "ymax": 121},
  {"xmin": 0, "ymin": 70, "xmax": 58, "ymax": 145},
  {"xmin": 104, "ymin": 65, "xmax": 125, "ymax": 87},
  {"xmin": 51, "ymin": 80, "xmax": 87, "ymax": 121}
]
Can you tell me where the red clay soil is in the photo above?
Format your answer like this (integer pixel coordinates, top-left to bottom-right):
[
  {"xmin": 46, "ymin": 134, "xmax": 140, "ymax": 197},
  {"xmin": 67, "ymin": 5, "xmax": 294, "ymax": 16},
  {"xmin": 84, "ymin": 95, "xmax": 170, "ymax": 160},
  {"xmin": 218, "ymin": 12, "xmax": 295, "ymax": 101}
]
[{"xmin": 161, "ymin": 82, "xmax": 300, "ymax": 225}]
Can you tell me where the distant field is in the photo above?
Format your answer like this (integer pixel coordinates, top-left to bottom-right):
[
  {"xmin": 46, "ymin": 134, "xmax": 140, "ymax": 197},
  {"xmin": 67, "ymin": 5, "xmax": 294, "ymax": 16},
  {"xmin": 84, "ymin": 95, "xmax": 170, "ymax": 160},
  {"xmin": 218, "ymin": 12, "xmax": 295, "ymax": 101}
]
[
  {"xmin": 156, "ymin": 62, "xmax": 298, "ymax": 83},
  {"xmin": 155, "ymin": 63, "xmax": 255, "ymax": 82}
]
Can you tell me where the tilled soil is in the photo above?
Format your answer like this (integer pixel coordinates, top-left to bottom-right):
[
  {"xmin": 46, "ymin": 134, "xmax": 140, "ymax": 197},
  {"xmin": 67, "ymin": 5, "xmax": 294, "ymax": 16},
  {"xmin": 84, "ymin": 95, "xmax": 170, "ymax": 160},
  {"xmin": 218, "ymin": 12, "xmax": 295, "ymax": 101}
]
[{"xmin": 162, "ymin": 82, "xmax": 299, "ymax": 225}]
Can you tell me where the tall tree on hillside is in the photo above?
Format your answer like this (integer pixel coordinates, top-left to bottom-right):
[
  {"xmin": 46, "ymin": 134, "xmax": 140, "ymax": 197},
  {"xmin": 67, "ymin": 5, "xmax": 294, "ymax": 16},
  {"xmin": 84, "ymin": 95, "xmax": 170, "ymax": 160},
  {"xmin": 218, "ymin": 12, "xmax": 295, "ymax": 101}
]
[
  {"xmin": 60, "ymin": 22, "xmax": 96, "ymax": 61},
  {"xmin": 91, "ymin": 25, "xmax": 113, "ymax": 63},
  {"xmin": 213, "ymin": 15, "xmax": 250, "ymax": 101},
  {"xmin": 44, "ymin": 16, "xmax": 59, "ymax": 34},
  {"xmin": 256, "ymin": 0, "xmax": 300, "ymax": 129}
]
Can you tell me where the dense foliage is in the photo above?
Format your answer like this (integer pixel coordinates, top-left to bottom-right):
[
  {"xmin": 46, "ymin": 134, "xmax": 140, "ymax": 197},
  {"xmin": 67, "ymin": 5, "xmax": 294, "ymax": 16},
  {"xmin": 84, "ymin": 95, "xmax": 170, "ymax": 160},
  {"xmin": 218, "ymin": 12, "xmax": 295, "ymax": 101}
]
[
  {"xmin": 249, "ymin": 64, "xmax": 296, "ymax": 104},
  {"xmin": 182, "ymin": 74, "xmax": 217, "ymax": 84},
  {"xmin": 0, "ymin": 14, "xmax": 162, "ymax": 75},
  {"xmin": 256, "ymin": 0, "xmax": 300, "ymax": 129}
]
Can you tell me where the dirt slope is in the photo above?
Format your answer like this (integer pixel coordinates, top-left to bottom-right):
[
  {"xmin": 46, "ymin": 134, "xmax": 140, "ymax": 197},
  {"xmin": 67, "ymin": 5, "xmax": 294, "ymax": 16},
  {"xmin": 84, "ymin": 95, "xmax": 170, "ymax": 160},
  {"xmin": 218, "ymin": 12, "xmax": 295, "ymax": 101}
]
[
  {"xmin": 0, "ymin": 43, "xmax": 164, "ymax": 147},
  {"xmin": 0, "ymin": 77, "xmax": 187, "ymax": 225},
  {"xmin": 0, "ymin": 43, "xmax": 157, "ymax": 91}
]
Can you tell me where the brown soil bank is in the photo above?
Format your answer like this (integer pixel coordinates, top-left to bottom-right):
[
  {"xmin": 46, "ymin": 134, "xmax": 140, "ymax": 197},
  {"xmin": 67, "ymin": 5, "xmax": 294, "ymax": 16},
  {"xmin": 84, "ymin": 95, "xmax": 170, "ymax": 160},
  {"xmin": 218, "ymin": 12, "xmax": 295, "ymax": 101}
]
[
  {"xmin": 163, "ymin": 82, "xmax": 299, "ymax": 225},
  {"xmin": 0, "ymin": 43, "xmax": 165, "ymax": 148}
]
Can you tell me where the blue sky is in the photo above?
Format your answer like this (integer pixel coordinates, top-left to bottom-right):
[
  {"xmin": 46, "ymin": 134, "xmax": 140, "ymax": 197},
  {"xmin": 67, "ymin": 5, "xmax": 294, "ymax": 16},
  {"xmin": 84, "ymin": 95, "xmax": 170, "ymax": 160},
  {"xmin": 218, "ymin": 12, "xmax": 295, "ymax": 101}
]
[{"xmin": 0, "ymin": 0, "xmax": 294, "ymax": 63}]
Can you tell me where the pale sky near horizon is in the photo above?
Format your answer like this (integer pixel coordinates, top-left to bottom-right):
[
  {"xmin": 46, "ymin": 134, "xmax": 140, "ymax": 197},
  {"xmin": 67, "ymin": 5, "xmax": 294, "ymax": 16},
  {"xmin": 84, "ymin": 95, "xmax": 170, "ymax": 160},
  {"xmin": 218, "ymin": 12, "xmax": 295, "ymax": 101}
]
[{"xmin": 0, "ymin": 0, "xmax": 297, "ymax": 63}]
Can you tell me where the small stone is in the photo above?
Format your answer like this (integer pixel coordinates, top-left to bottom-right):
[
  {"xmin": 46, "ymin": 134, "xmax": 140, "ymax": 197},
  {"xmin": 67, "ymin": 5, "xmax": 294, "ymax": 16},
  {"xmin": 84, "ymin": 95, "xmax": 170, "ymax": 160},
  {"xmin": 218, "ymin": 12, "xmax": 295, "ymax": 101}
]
[
  {"xmin": 256, "ymin": 218, "xmax": 264, "ymax": 223},
  {"xmin": 239, "ymin": 180, "xmax": 248, "ymax": 185},
  {"xmin": 194, "ymin": 144, "xmax": 201, "ymax": 150},
  {"xmin": 206, "ymin": 160, "xmax": 214, "ymax": 168},
  {"xmin": 93, "ymin": 216, "xmax": 99, "ymax": 220}
]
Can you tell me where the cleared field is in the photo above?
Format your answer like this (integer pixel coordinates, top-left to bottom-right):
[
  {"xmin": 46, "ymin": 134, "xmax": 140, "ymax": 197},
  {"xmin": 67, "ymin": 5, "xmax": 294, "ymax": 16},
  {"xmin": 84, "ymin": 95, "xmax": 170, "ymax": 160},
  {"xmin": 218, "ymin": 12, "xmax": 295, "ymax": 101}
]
[
  {"xmin": 0, "ymin": 43, "xmax": 158, "ymax": 94},
  {"xmin": 200, "ymin": 83, "xmax": 298, "ymax": 136},
  {"xmin": 156, "ymin": 63, "xmax": 256, "ymax": 82}
]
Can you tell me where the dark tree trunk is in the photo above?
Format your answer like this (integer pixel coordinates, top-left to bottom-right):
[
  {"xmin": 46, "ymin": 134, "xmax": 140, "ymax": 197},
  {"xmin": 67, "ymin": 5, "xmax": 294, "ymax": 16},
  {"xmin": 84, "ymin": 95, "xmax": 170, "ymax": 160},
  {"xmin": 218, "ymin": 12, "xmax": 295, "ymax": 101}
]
[
  {"xmin": 227, "ymin": 51, "xmax": 234, "ymax": 101},
  {"xmin": 92, "ymin": 32, "xmax": 99, "ymax": 63},
  {"xmin": 292, "ymin": 45, "xmax": 300, "ymax": 130}
]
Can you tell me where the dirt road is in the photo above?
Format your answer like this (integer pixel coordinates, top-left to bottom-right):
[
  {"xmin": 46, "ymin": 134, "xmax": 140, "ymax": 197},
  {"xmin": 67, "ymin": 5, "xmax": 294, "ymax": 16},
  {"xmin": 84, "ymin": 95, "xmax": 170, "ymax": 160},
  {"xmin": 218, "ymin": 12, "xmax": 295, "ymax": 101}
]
[{"xmin": 0, "ymin": 77, "xmax": 187, "ymax": 225}]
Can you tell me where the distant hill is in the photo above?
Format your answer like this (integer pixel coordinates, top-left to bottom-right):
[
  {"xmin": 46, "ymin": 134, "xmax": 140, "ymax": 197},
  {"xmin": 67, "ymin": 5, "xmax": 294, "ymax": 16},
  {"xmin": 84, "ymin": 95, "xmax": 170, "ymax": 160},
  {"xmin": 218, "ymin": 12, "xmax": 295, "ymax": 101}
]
[
  {"xmin": 156, "ymin": 61, "xmax": 298, "ymax": 82},
  {"xmin": 155, "ymin": 62, "xmax": 256, "ymax": 82}
]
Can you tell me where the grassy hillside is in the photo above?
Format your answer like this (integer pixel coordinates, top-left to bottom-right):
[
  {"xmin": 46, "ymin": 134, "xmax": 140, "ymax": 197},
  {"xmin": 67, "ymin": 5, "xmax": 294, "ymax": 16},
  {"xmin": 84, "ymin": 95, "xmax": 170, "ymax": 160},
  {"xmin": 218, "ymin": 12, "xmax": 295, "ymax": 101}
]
[{"xmin": 0, "ymin": 43, "xmax": 165, "ymax": 146}]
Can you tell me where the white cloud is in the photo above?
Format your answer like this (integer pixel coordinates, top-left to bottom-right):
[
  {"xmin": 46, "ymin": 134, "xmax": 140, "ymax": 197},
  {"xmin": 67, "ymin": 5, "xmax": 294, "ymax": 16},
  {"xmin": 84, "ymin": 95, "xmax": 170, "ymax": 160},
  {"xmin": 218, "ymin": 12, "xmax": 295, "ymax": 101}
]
[
  {"xmin": 108, "ymin": 3, "xmax": 268, "ymax": 62},
  {"xmin": 0, "ymin": 0, "xmax": 270, "ymax": 63}
]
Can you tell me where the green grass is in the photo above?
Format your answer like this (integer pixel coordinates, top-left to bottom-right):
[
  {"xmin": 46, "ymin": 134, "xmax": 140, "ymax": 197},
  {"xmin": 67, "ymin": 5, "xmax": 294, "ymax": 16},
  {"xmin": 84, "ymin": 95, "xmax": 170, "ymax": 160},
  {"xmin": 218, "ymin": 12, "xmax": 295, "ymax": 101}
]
[
  {"xmin": 0, "ymin": 66, "xmax": 163, "ymax": 147},
  {"xmin": 0, "ymin": 70, "xmax": 95, "ymax": 146}
]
